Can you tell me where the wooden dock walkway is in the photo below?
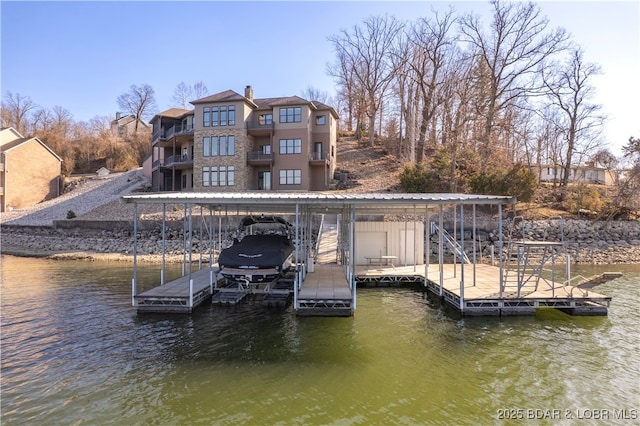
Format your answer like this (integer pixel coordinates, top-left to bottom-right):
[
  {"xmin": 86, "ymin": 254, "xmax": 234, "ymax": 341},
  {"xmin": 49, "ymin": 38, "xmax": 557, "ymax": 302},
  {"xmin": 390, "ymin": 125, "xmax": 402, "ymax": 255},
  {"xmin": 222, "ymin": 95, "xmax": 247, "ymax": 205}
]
[
  {"xmin": 135, "ymin": 268, "xmax": 215, "ymax": 313},
  {"xmin": 355, "ymin": 263, "xmax": 612, "ymax": 316},
  {"xmin": 297, "ymin": 264, "xmax": 353, "ymax": 316}
]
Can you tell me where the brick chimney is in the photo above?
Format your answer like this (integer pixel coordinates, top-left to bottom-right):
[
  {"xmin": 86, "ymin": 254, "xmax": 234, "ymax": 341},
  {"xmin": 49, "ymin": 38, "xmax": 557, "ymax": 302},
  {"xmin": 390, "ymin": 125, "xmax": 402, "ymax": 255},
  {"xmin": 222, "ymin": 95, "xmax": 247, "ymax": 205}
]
[{"xmin": 245, "ymin": 85, "xmax": 253, "ymax": 102}]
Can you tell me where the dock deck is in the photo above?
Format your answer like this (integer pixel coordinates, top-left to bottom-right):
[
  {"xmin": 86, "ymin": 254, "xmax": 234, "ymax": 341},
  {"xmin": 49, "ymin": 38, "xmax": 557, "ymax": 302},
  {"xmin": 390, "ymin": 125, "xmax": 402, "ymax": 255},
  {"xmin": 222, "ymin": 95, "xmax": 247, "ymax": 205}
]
[
  {"xmin": 297, "ymin": 264, "xmax": 354, "ymax": 316},
  {"xmin": 355, "ymin": 263, "xmax": 612, "ymax": 316},
  {"xmin": 135, "ymin": 268, "xmax": 215, "ymax": 313}
]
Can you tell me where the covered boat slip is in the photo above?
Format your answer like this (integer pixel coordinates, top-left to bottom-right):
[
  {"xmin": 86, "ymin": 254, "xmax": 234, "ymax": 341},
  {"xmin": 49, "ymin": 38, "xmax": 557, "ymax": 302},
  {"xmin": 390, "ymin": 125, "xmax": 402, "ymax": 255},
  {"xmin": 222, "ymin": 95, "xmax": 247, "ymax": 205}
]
[{"xmin": 122, "ymin": 192, "xmax": 612, "ymax": 316}]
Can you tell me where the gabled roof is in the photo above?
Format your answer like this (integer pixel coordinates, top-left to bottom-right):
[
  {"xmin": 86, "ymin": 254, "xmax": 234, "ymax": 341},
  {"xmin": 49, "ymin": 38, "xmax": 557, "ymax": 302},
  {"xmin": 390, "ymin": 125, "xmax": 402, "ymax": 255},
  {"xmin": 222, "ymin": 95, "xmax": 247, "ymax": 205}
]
[
  {"xmin": 149, "ymin": 108, "xmax": 193, "ymax": 122},
  {"xmin": 0, "ymin": 127, "xmax": 24, "ymax": 146},
  {"xmin": 311, "ymin": 100, "xmax": 340, "ymax": 119},
  {"xmin": 111, "ymin": 114, "xmax": 150, "ymax": 129},
  {"xmin": 191, "ymin": 90, "xmax": 247, "ymax": 104},
  {"xmin": 188, "ymin": 89, "xmax": 339, "ymax": 119},
  {"xmin": 0, "ymin": 128, "xmax": 63, "ymax": 163}
]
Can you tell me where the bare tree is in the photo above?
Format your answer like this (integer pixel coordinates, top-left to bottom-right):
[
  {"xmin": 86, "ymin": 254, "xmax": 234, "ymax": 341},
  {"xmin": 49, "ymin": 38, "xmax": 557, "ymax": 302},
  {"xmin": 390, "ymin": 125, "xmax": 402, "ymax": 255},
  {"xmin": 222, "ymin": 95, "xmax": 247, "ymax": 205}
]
[
  {"xmin": 172, "ymin": 82, "xmax": 192, "ymax": 109},
  {"xmin": 171, "ymin": 81, "xmax": 209, "ymax": 108},
  {"xmin": 329, "ymin": 15, "xmax": 404, "ymax": 146},
  {"xmin": 192, "ymin": 81, "xmax": 209, "ymax": 99},
  {"xmin": 542, "ymin": 48, "xmax": 605, "ymax": 199},
  {"xmin": 1, "ymin": 91, "xmax": 37, "ymax": 135},
  {"xmin": 459, "ymin": 0, "xmax": 569, "ymax": 171},
  {"xmin": 117, "ymin": 84, "xmax": 157, "ymax": 133},
  {"xmin": 407, "ymin": 9, "xmax": 456, "ymax": 162},
  {"xmin": 301, "ymin": 86, "xmax": 332, "ymax": 105}
]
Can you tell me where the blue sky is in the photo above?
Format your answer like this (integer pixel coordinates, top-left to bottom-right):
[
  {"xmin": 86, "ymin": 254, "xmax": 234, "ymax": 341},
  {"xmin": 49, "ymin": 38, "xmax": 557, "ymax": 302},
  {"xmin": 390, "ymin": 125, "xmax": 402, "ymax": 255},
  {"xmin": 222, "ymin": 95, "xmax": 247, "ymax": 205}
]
[{"xmin": 1, "ymin": 1, "xmax": 638, "ymax": 156}]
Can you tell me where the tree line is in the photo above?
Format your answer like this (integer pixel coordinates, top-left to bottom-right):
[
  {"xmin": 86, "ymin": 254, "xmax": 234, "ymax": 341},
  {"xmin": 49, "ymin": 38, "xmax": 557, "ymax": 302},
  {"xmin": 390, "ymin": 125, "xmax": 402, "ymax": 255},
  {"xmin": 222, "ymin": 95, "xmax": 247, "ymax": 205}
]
[
  {"xmin": 0, "ymin": 82, "xmax": 209, "ymax": 177},
  {"xmin": 327, "ymin": 0, "xmax": 629, "ymax": 202}
]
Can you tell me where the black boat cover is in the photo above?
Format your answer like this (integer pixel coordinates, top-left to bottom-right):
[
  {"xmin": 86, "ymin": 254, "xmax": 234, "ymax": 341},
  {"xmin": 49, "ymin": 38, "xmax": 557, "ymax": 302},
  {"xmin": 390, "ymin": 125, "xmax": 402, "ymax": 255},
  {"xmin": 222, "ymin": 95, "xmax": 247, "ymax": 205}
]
[{"xmin": 218, "ymin": 234, "xmax": 294, "ymax": 269}]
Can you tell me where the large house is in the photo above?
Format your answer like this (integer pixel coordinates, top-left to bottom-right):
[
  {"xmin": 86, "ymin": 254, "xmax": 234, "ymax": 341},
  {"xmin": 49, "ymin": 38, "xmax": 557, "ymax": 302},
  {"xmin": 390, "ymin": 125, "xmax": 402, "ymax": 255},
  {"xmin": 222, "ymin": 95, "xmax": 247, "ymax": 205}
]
[
  {"xmin": 0, "ymin": 127, "xmax": 63, "ymax": 212},
  {"xmin": 149, "ymin": 86, "xmax": 338, "ymax": 192}
]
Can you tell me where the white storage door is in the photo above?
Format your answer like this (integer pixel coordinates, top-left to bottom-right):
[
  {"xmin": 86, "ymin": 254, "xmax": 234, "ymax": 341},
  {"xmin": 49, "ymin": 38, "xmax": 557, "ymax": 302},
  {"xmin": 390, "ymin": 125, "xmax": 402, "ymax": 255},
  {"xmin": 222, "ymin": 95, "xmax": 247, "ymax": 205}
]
[{"xmin": 356, "ymin": 232, "xmax": 387, "ymax": 265}]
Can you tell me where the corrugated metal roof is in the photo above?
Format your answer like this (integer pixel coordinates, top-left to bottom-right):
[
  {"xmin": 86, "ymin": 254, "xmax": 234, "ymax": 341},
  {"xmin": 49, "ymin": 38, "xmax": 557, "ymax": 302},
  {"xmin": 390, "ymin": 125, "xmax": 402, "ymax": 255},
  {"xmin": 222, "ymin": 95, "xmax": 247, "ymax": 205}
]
[{"xmin": 122, "ymin": 192, "xmax": 515, "ymax": 213}]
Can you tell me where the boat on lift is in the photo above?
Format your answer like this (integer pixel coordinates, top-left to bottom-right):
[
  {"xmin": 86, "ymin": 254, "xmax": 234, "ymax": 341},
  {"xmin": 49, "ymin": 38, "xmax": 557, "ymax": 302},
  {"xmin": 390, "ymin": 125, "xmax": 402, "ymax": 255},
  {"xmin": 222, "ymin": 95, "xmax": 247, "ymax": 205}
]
[{"xmin": 218, "ymin": 215, "xmax": 294, "ymax": 282}]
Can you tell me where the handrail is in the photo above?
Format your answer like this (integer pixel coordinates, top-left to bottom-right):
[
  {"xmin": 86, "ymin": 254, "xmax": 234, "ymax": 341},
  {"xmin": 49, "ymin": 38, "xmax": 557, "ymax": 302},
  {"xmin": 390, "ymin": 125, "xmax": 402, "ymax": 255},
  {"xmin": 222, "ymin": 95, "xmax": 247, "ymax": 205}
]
[{"xmin": 430, "ymin": 222, "xmax": 470, "ymax": 264}]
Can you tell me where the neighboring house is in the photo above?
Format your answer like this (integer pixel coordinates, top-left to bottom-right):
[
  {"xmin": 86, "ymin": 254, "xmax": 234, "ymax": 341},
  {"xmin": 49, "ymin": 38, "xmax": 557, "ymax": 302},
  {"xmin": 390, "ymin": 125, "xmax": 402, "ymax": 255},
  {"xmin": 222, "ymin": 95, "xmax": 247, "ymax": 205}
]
[
  {"xmin": 148, "ymin": 86, "xmax": 339, "ymax": 192},
  {"xmin": 111, "ymin": 112, "xmax": 150, "ymax": 137},
  {"xmin": 536, "ymin": 163, "xmax": 617, "ymax": 185},
  {"xmin": 0, "ymin": 127, "xmax": 63, "ymax": 212}
]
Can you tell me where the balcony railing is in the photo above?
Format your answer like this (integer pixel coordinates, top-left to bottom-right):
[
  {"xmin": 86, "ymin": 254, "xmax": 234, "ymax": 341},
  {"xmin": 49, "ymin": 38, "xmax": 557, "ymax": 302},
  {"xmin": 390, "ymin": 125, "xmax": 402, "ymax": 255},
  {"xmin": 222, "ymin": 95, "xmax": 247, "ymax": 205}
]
[
  {"xmin": 309, "ymin": 151, "xmax": 329, "ymax": 162},
  {"xmin": 246, "ymin": 120, "xmax": 274, "ymax": 134},
  {"xmin": 247, "ymin": 151, "xmax": 274, "ymax": 163},
  {"xmin": 162, "ymin": 155, "xmax": 193, "ymax": 168},
  {"xmin": 152, "ymin": 124, "xmax": 194, "ymax": 143}
]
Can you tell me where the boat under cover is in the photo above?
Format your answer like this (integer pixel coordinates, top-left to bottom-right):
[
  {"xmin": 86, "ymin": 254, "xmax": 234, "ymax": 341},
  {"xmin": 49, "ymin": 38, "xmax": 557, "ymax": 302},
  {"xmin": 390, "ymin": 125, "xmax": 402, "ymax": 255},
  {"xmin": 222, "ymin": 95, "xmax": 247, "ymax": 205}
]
[{"xmin": 218, "ymin": 216, "xmax": 294, "ymax": 282}]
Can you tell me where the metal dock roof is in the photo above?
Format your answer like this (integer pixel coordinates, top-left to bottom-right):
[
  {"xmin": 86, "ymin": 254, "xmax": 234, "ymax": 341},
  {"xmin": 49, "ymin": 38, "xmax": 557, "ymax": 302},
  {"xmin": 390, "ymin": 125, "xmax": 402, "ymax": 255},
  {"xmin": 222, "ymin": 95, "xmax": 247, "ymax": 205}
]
[{"xmin": 121, "ymin": 192, "xmax": 516, "ymax": 213}]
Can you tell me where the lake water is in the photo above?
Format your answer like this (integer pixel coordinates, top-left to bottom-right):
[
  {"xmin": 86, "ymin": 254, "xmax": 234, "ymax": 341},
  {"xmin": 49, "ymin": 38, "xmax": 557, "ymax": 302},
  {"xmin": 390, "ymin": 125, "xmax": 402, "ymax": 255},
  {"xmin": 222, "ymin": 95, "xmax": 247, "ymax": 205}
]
[{"xmin": 1, "ymin": 255, "xmax": 638, "ymax": 425}]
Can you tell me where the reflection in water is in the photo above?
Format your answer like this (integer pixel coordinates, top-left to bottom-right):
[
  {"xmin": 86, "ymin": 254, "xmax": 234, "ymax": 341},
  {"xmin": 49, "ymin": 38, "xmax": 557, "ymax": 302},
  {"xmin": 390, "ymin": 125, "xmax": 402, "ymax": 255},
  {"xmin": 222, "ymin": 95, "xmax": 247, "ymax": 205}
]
[{"xmin": 1, "ymin": 256, "xmax": 638, "ymax": 424}]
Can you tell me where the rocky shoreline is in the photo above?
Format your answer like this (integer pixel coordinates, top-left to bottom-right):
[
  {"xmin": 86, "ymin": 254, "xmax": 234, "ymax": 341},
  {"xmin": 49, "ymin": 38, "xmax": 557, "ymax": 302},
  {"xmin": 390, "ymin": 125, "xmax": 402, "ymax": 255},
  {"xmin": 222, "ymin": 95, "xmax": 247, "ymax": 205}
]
[{"xmin": 2, "ymin": 217, "xmax": 639, "ymax": 265}]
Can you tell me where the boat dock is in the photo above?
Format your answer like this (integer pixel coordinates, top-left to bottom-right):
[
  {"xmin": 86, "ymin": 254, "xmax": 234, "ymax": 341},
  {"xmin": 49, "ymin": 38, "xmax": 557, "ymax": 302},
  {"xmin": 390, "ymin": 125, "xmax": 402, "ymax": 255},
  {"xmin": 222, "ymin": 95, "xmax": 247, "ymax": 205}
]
[
  {"xmin": 356, "ymin": 264, "xmax": 612, "ymax": 316},
  {"xmin": 123, "ymin": 192, "xmax": 615, "ymax": 317}
]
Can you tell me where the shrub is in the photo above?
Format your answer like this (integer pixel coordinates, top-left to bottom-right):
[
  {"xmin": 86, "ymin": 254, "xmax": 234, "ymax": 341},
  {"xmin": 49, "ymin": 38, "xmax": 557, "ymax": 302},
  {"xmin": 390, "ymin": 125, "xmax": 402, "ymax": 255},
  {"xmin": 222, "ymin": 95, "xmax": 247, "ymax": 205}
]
[
  {"xmin": 399, "ymin": 163, "xmax": 437, "ymax": 193},
  {"xmin": 66, "ymin": 210, "xmax": 77, "ymax": 219},
  {"xmin": 468, "ymin": 163, "xmax": 538, "ymax": 202}
]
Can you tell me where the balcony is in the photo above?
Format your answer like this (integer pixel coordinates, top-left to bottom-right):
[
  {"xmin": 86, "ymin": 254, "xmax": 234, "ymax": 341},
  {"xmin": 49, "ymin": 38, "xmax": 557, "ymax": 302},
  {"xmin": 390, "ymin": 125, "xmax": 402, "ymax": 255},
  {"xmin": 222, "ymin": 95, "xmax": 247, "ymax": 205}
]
[
  {"xmin": 247, "ymin": 151, "xmax": 274, "ymax": 165},
  {"xmin": 159, "ymin": 154, "xmax": 194, "ymax": 170},
  {"xmin": 152, "ymin": 124, "xmax": 194, "ymax": 145},
  {"xmin": 246, "ymin": 120, "xmax": 274, "ymax": 136},
  {"xmin": 309, "ymin": 151, "xmax": 330, "ymax": 166}
]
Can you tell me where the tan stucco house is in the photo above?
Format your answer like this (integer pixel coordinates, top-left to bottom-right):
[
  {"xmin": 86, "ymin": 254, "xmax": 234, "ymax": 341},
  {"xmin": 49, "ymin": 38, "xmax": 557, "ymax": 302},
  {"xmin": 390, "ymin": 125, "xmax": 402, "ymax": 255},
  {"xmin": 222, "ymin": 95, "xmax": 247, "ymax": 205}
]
[
  {"xmin": 148, "ymin": 86, "xmax": 339, "ymax": 192},
  {"xmin": 0, "ymin": 127, "xmax": 63, "ymax": 212}
]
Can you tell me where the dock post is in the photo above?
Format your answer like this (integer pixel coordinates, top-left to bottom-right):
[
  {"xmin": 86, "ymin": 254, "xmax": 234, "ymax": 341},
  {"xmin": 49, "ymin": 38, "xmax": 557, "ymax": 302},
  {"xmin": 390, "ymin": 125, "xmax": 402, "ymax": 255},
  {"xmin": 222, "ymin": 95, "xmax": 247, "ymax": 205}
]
[
  {"xmin": 498, "ymin": 204, "xmax": 504, "ymax": 298},
  {"xmin": 438, "ymin": 205, "xmax": 444, "ymax": 297},
  {"xmin": 161, "ymin": 203, "xmax": 166, "ymax": 285},
  {"xmin": 472, "ymin": 204, "xmax": 477, "ymax": 287},
  {"xmin": 294, "ymin": 203, "xmax": 300, "ymax": 310},
  {"xmin": 459, "ymin": 204, "xmax": 465, "ymax": 312},
  {"xmin": 425, "ymin": 205, "xmax": 429, "ymax": 286},
  {"xmin": 189, "ymin": 279, "xmax": 194, "ymax": 308},
  {"xmin": 132, "ymin": 202, "xmax": 138, "ymax": 306}
]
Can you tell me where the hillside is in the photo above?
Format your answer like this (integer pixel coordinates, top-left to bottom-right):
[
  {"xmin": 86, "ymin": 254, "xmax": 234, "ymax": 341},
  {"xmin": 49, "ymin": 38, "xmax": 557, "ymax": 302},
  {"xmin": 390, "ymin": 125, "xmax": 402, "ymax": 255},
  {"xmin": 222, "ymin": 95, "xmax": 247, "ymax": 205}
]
[{"xmin": 333, "ymin": 135, "xmax": 403, "ymax": 193}]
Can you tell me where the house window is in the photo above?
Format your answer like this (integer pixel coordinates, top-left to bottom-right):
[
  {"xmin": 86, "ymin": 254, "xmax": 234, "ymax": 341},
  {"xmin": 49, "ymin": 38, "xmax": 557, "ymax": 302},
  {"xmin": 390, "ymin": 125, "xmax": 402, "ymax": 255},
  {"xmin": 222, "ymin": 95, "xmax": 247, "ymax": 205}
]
[
  {"xmin": 211, "ymin": 167, "xmax": 218, "ymax": 186},
  {"xmin": 204, "ymin": 105, "xmax": 235, "ymax": 127},
  {"xmin": 204, "ymin": 135, "xmax": 235, "ymax": 157},
  {"xmin": 204, "ymin": 107, "xmax": 211, "ymax": 127},
  {"xmin": 211, "ymin": 107, "xmax": 219, "ymax": 127},
  {"xmin": 182, "ymin": 174, "xmax": 187, "ymax": 189},
  {"xmin": 220, "ymin": 106, "xmax": 227, "ymax": 126},
  {"xmin": 203, "ymin": 167, "xmax": 210, "ymax": 186},
  {"xmin": 261, "ymin": 145, "xmax": 271, "ymax": 155},
  {"xmin": 279, "ymin": 107, "xmax": 301, "ymax": 123},
  {"xmin": 206, "ymin": 166, "xmax": 235, "ymax": 186},
  {"xmin": 227, "ymin": 136, "xmax": 235, "ymax": 155},
  {"xmin": 203, "ymin": 137, "xmax": 210, "ymax": 156},
  {"xmin": 227, "ymin": 166, "xmax": 235, "ymax": 186},
  {"xmin": 279, "ymin": 138, "xmax": 301, "ymax": 154},
  {"xmin": 280, "ymin": 169, "xmax": 301, "ymax": 185},
  {"xmin": 259, "ymin": 114, "xmax": 273, "ymax": 125},
  {"xmin": 316, "ymin": 115, "xmax": 326, "ymax": 125},
  {"xmin": 228, "ymin": 106, "xmax": 235, "ymax": 126}
]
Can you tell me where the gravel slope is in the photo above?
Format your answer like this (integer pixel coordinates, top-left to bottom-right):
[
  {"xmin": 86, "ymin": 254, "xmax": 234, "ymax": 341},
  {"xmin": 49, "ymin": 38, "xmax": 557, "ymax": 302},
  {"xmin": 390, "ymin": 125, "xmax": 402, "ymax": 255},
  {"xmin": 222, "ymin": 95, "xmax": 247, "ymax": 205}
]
[{"xmin": 0, "ymin": 168, "xmax": 146, "ymax": 227}]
